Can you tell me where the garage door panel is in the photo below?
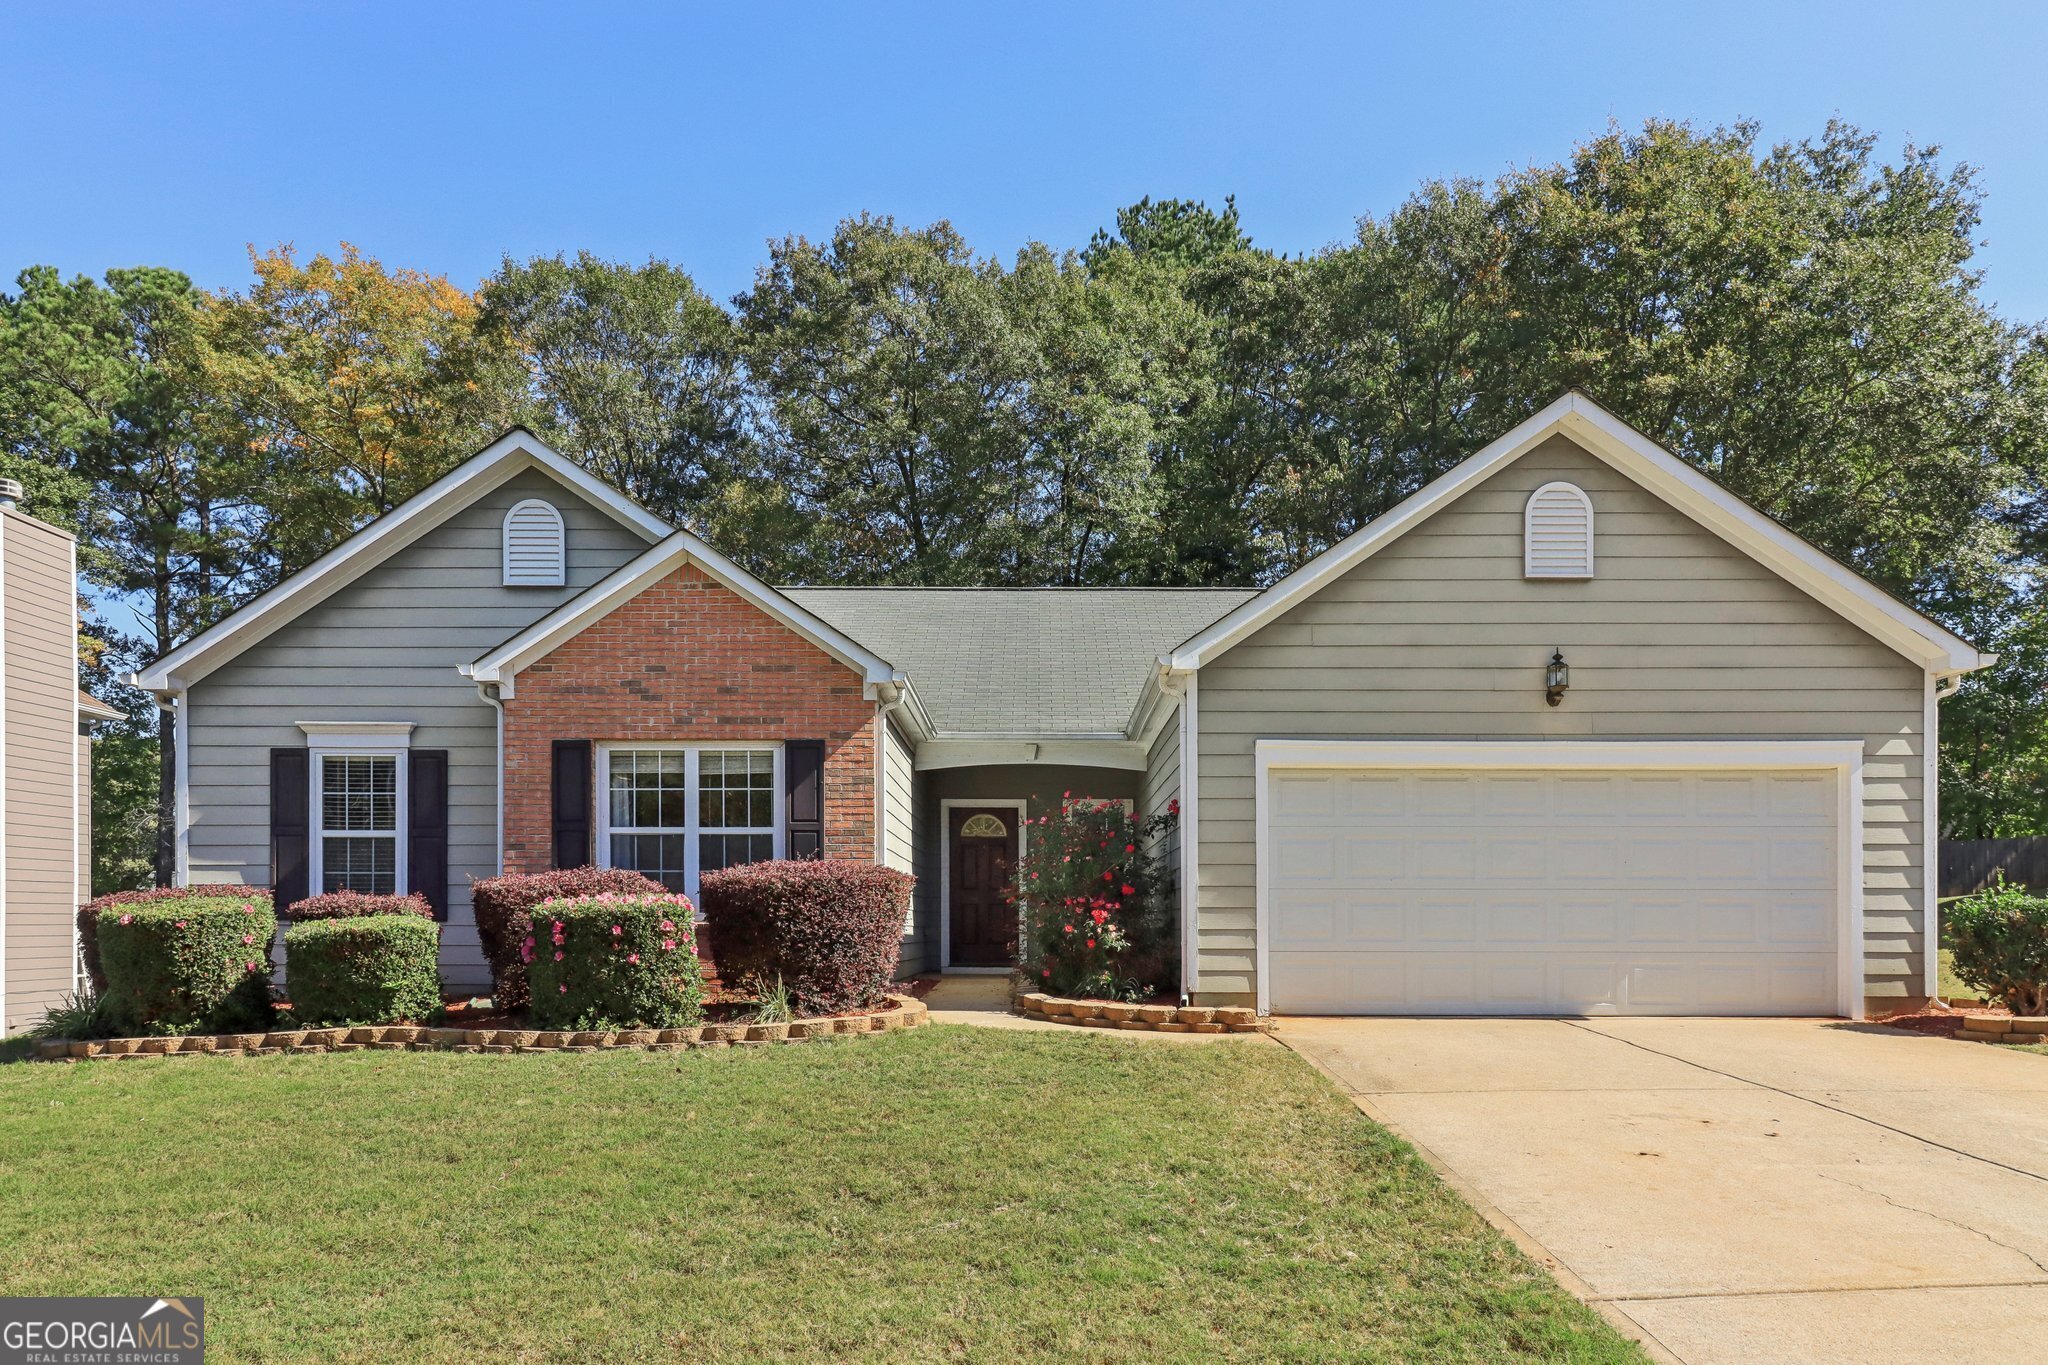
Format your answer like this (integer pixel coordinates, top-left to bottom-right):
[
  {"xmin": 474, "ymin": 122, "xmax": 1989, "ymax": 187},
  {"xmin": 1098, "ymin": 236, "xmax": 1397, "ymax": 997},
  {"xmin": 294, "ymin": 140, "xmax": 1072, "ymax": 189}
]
[{"xmin": 1264, "ymin": 764, "xmax": 1841, "ymax": 1016}]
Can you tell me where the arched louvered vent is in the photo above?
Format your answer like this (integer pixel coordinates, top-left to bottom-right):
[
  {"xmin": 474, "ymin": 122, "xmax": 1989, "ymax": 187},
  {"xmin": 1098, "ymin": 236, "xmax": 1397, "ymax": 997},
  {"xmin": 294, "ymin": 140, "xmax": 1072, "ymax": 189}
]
[
  {"xmin": 1524, "ymin": 482, "xmax": 1594, "ymax": 579},
  {"xmin": 503, "ymin": 499, "xmax": 566, "ymax": 586}
]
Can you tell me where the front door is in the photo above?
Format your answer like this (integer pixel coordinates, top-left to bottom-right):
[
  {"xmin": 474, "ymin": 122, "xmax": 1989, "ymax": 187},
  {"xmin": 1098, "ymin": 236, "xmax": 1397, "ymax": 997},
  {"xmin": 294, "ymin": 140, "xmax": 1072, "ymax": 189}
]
[{"xmin": 949, "ymin": 806, "xmax": 1019, "ymax": 967}]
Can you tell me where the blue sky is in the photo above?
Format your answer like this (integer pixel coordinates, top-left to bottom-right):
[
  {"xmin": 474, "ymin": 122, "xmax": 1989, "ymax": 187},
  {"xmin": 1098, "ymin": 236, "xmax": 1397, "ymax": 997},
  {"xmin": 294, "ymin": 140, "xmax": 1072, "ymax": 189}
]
[{"xmin": 4, "ymin": 0, "xmax": 2046, "ymax": 322}]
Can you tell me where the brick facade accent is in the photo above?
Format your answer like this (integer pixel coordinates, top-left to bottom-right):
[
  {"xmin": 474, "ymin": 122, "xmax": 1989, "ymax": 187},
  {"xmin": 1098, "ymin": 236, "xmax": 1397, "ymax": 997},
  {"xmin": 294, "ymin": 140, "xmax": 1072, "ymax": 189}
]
[{"xmin": 501, "ymin": 563, "xmax": 878, "ymax": 874}]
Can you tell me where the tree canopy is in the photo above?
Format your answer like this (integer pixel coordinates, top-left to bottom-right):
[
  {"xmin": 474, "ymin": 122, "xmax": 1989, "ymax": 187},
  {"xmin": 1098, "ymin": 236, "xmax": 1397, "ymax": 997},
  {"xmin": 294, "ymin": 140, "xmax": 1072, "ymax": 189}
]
[{"xmin": 6, "ymin": 118, "xmax": 2045, "ymax": 886}]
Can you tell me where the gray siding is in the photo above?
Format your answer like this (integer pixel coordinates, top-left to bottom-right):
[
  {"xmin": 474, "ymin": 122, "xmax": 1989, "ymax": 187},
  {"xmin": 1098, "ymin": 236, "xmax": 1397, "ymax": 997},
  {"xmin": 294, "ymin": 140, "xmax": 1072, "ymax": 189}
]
[
  {"xmin": 1141, "ymin": 702, "xmax": 1182, "ymax": 892},
  {"xmin": 882, "ymin": 718, "xmax": 925, "ymax": 973},
  {"xmin": 3, "ymin": 511, "xmax": 80, "ymax": 1031},
  {"xmin": 184, "ymin": 468, "xmax": 654, "ymax": 985},
  {"xmin": 1194, "ymin": 433, "xmax": 1928, "ymax": 1012}
]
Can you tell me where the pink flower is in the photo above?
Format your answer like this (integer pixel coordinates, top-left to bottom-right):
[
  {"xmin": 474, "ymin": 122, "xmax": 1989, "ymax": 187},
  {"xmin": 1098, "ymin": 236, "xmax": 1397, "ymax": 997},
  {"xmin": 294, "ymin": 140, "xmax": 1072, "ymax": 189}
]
[
  {"xmin": 246, "ymin": 961, "xmax": 259, "ymax": 972},
  {"xmin": 611, "ymin": 925, "xmax": 623, "ymax": 936},
  {"xmin": 175, "ymin": 920, "xmax": 187, "ymax": 929},
  {"xmin": 119, "ymin": 913, "xmax": 133, "ymax": 925},
  {"xmin": 627, "ymin": 953, "xmax": 640, "ymax": 965},
  {"xmin": 662, "ymin": 939, "xmax": 676, "ymax": 951},
  {"xmin": 554, "ymin": 950, "xmax": 564, "ymax": 961},
  {"xmin": 242, "ymin": 934, "xmax": 255, "ymax": 945},
  {"xmin": 1120, "ymin": 884, "xmax": 1135, "ymax": 896},
  {"xmin": 559, "ymin": 984, "xmax": 568, "ymax": 994},
  {"xmin": 661, "ymin": 919, "xmax": 675, "ymax": 932}
]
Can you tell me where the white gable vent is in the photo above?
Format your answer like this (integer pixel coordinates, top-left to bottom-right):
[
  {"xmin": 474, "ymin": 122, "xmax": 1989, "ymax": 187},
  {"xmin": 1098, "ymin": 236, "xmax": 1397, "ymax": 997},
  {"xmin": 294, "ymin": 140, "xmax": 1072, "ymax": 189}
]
[
  {"xmin": 503, "ymin": 499, "xmax": 566, "ymax": 586},
  {"xmin": 1524, "ymin": 482, "xmax": 1594, "ymax": 579}
]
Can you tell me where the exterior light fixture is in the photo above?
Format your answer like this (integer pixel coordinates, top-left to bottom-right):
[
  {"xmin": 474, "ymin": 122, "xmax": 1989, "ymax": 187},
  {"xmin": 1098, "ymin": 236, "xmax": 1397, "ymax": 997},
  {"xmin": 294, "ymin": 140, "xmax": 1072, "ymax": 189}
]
[{"xmin": 1545, "ymin": 649, "xmax": 1570, "ymax": 707}]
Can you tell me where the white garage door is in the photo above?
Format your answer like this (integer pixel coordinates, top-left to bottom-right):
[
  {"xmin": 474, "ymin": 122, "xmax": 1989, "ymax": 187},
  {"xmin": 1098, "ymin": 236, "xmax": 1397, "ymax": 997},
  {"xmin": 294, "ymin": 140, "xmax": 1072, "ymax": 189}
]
[{"xmin": 1265, "ymin": 767, "xmax": 1841, "ymax": 1015}]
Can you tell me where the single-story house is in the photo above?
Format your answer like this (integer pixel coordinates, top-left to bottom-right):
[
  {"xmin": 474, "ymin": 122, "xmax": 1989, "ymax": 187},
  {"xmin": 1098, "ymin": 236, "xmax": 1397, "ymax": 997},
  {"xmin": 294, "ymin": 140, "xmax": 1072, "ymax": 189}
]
[
  {"xmin": 1, "ymin": 479, "xmax": 125, "ymax": 1034},
  {"xmin": 130, "ymin": 392, "xmax": 1992, "ymax": 1018}
]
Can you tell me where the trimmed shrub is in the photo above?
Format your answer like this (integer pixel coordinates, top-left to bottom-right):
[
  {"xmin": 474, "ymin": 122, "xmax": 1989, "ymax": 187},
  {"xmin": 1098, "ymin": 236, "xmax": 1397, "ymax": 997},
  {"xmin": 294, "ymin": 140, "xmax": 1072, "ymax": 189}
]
[
  {"xmin": 1947, "ymin": 877, "xmax": 2048, "ymax": 1015},
  {"xmin": 284, "ymin": 914, "xmax": 443, "ymax": 1026},
  {"xmin": 96, "ymin": 892, "xmax": 277, "ymax": 1035},
  {"xmin": 78, "ymin": 884, "xmax": 273, "ymax": 995},
  {"xmin": 470, "ymin": 866, "xmax": 663, "ymax": 1010},
  {"xmin": 285, "ymin": 889, "xmax": 435, "ymax": 922},
  {"xmin": 699, "ymin": 860, "xmax": 913, "ymax": 1016},
  {"xmin": 525, "ymin": 892, "xmax": 705, "ymax": 1030}
]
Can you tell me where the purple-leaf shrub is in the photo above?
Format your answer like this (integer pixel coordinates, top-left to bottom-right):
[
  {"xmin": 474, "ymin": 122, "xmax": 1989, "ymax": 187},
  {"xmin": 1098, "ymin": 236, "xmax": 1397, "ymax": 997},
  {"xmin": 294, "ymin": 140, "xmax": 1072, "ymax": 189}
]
[{"xmin": 698, "ymin": 860, "xmax": 913, "ymax": 1016}]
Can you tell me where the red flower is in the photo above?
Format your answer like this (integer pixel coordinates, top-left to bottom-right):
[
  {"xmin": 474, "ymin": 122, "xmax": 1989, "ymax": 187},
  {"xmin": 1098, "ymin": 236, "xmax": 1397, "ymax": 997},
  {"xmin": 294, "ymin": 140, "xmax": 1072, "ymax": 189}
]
[{"xmin": 1120, "ymin": 884, "xmax": 1135, "ymax": 896}]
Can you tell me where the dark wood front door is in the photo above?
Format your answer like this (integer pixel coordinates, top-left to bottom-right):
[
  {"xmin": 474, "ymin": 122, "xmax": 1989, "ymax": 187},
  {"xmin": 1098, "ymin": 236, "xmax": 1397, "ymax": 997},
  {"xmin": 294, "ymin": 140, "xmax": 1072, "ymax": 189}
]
[{"xmin": 949, "ymin": 806, "xmax": 1019, "ymax": 967}]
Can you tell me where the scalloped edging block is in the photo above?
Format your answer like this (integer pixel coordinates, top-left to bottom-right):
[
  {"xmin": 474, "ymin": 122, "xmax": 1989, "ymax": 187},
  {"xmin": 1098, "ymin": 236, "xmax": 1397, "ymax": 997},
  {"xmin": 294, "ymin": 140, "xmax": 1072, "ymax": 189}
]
[
  {"xmin": 1015, "ymin": 994, "xmax": 1270, "ymax": 1034},
  {"xmin": 26, "ymin": 996, "xmax": 929, "ymax": 1062}
]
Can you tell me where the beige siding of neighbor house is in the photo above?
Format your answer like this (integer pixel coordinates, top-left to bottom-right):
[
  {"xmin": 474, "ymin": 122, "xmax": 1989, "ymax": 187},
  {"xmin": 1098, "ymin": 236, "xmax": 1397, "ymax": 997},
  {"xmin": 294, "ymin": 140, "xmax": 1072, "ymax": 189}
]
[
  {"xmin": 183, "ymin": 468, "xmax": 653, "ymax": 985},
  {"xmin": 1193, "ymin": 434, "xmax": 1928, "ymax": 1014},
  {"xmin": 3, "ymin": 510, "xmax": 81, "ymax": 1032}
]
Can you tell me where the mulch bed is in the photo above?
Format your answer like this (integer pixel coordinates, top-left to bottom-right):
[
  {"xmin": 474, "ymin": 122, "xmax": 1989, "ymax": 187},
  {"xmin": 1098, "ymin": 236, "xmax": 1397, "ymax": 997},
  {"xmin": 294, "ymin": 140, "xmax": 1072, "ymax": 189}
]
[{"xmin": 1877, "ymin": 1002, "xmax": 2007, "ymax": 1039}]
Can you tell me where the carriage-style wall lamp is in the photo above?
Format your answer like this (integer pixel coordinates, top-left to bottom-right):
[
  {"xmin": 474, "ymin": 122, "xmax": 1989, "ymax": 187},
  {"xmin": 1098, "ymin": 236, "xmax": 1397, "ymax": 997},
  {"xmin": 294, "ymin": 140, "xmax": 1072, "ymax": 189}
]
[{"xmin": 1545, "ymin": 649, "xmax": 1570, "ymax": 707}]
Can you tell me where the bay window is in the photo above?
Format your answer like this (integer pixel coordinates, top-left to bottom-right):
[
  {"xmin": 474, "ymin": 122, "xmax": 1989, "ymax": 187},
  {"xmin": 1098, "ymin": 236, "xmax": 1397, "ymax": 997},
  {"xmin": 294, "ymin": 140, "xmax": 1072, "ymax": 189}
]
[{"xmin": 598, "ymin": 743, "xmax": 781, "ymax": 897}]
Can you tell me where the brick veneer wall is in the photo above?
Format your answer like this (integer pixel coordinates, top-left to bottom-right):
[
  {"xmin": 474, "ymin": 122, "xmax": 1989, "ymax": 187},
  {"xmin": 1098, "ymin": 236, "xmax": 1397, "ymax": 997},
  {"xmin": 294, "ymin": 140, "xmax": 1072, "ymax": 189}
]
[{"xmin": 501, "ymin": 563, "xmax": 879, "ymax": 873}]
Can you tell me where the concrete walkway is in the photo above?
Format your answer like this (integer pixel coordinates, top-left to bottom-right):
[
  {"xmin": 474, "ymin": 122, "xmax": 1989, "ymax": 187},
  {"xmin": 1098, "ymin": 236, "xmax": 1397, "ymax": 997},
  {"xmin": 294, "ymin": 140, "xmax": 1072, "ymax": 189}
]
[{"xmin": 1277, "ymin": 1016, "xmax": 2048, "ymax": 1364}]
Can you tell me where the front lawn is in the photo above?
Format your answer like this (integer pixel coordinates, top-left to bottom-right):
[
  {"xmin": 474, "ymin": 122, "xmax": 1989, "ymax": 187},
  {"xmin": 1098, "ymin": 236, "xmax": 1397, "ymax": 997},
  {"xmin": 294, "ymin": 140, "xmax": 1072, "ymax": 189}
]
[{"xmin": 0, "ymin": 1029, "xmax": 1638, "ymax": 1362}]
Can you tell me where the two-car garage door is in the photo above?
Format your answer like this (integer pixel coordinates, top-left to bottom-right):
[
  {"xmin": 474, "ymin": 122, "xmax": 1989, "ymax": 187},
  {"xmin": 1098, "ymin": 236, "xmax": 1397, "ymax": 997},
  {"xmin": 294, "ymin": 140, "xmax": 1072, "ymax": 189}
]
[{"xmin": 1264, "ymin": 763, "xmax": 1844, "ymax": 1016}]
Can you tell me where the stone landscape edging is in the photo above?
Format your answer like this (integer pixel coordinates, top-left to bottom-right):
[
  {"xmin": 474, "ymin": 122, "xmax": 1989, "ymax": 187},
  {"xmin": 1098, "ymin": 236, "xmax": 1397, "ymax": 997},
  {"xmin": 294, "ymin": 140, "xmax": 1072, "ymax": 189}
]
[
  {"xmin": 1015, "ymin": 992, "xmax": 1271, "ymax": 1034},
  {"xmin": 1955, "ymin": 1014, "xmax": 2048, "ymax": 1045},
  {"xmin": 26, "ymin": 994, "xmax": 928, "ymax": 1060}
]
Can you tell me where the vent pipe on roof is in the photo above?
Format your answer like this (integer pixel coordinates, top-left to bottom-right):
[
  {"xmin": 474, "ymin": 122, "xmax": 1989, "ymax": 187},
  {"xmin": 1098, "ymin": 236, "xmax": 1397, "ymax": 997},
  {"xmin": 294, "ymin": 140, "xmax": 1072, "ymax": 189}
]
[{"xmin": 0, "ymin": 477, "xmax": 20, "ymax": 510}]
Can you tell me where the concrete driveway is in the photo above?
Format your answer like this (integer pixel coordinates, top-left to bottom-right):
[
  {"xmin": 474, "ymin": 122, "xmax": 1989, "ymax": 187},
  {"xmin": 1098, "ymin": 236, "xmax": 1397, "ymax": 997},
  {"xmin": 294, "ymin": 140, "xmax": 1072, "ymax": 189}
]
[{"xmin": 1278, "ymin": 1016, "xmax": 2048, "ymax": 1364}]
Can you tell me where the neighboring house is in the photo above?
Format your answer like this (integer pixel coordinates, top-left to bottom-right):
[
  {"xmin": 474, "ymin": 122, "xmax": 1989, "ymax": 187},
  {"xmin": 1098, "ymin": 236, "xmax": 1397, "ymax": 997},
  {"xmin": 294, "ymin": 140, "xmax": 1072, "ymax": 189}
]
[
  {"xmin": 130, "ymin": 393, "xmax": 1992, "ymax": 1019},
  {"xmin": 1, "ymin": 479, "xmax": 123, "ymax": 1033}
]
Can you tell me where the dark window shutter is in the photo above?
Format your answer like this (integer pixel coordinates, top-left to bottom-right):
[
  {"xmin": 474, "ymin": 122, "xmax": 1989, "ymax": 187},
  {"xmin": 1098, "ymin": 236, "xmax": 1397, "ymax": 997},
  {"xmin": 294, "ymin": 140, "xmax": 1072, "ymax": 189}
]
[
  {"xmin": 408, "ymin": 749, "xmax": 450, "ymax": 920},
  {"xmin": 552, "ymin": 739, "xmax": 593, "ymax": 869},
  {"xmin": 785, "ymin": 739, "xmax": 825, "ymax": 859},
  {"xmin": 270, "ymin": 747, "xmax": 310, "ymax": 908}
]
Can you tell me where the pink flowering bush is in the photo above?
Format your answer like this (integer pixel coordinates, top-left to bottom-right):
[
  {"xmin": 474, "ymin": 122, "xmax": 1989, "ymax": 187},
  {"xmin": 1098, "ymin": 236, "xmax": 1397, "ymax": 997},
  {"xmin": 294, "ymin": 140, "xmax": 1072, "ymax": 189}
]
[
  {"xmin": 93, "ymin": 891, "xmax": 277, "ymax": 1035},
  {"xmin": 698, "ymin": 860, "xmax": 913, "ymax": 1016},
  {"xmin": 284, "ymin": 889, "xmax": 434, "ymax": 922},
  {"xmin": 78, "ymin": 884, "xmax": 273, "ymax": 994},
  {"xmin": 524, "ymin": 892, "xmax": 705, "ymax": 1029},
  {"xmin": 1017, "ymin": 795, "xmax": 1178, "ymax": 1000},
  {"xmin": 469, "ymin": 866, "xmax": 664, "ymax": 1010}
]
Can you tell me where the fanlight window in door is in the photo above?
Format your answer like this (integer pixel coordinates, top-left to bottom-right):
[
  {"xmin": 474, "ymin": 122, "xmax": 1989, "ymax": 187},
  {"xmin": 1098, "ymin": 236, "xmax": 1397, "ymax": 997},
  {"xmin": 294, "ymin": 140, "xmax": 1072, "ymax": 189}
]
[{"xmin": 959, "ymin": 814, "xmax": 1008, "ymax": 838}]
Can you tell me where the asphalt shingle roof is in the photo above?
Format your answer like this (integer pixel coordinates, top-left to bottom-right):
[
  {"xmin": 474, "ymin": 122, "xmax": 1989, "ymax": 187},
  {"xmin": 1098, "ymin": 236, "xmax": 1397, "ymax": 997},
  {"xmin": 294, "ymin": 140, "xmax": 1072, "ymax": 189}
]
[{"xmin": 782, "ymin": 587, "xmax": 1260, "ymax": 735}]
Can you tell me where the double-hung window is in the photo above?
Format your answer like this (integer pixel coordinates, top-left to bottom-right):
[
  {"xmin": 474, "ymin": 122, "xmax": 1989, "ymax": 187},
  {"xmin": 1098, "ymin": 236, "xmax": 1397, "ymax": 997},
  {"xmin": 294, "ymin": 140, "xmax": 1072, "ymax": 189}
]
[
  {"xmin": 598, "ymin": 744, "xmax": 781, "ymax": 898},
  {"xmin": 299, "ymin": 723, "xmax": 414, "ymax": 896}
]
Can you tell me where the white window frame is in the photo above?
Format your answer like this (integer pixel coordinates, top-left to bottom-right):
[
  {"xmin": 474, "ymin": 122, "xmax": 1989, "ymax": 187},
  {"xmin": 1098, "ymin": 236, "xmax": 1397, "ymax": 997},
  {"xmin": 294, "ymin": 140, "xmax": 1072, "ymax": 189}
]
[
  {"xmin": 595, "ymin": 741, "xmax": 785, "ymax": 903},
  {"xmin": 299, "ymin": 722, "xmax": 415, "ymax": 898}
]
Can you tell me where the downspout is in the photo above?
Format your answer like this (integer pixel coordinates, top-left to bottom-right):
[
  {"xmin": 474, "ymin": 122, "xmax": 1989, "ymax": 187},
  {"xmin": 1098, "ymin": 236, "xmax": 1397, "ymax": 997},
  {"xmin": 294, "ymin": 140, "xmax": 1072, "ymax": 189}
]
[
  {"xmin": 1926, "ymin": 668, "xmax": 1970, "ymax": 1005},
  {"xmin": 474, "ymin": 680, "xmax": 506, "ymax": 877}
]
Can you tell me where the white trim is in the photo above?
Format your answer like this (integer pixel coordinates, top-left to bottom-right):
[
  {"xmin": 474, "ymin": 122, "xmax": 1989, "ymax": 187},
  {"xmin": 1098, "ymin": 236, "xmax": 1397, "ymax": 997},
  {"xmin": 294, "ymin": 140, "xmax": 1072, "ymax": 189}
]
[
  {"xmin": 466, "ymin": 530, "xmax": 900, "ymax": 695},
  {"xmin": 1523, "ymin": 480, "xmax": 1595, "ymax": 579},
  {"xmin": 938, "ymin": 797, "xmax": 1028, "ymax": 973},
  {"xmin": 1178, "ymin": 671, "xmax": 1200, "ymax": 995},
  {"xmin": 1251, "ymin": 738, "xmax": 1868, "ymax": 1020},
  {"xmin": 130, "ymin": 429, "xmax": 670, "ymax": 692},
  {"xmin": 296, "ymin": 721, "xmax": 416, "ymax": 749},
  {"xmin": 593, "ymin": 741, "xmax": 784, "ymax": 902},
  {"xmin": 172, "ymin": 692, "xmax": 189, "ymax": 886},
  {"xmin": 307, "ymin": 747, "xmax": 409, "ymax": 898},
  {"xmin": 1169, "ymin": 392, "xmax": 1990, "ymax": 676},
  {"xmin": 1925, "ymin": 673, "xmax": 1941, "ymax": 1001},
  {"xmin": 501, "ymin": 498, "xmax": 567, "ymax": 587},
  {"xmin": 913, "ymin": 738, "xmax": 1146, "ymax": 772}
]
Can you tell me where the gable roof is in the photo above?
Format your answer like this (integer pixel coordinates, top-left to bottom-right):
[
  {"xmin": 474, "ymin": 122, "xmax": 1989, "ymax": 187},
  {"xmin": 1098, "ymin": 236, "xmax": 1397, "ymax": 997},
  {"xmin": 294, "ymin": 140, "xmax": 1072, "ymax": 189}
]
[
  {"xmin": 464, "ymin": 532, "xmax": 904, "ymax": 698},
  {"xmin": 130, "ymin": 429, "xmax": 670, "ymax": 693},
  {"xmin": 786, "ymin": 587, "xmax": 1257, "ymax": 735},
  {"xmin": 1166, "ymin": 391, "xmax": 1993, "ymax": 677}
]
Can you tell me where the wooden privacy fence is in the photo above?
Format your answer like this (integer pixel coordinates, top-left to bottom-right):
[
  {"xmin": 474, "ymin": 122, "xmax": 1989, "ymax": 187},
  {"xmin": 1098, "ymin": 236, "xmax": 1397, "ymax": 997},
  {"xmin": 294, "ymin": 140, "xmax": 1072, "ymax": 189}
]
[{"xmin": 1940, "ymin": 838, "xmax": 2048, "ymax": 898}]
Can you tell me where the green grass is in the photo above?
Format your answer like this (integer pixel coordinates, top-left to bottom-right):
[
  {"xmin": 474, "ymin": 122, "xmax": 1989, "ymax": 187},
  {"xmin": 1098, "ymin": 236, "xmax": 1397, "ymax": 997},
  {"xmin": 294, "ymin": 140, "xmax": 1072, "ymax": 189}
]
[
  {"xmin": 1938, "ymin": 947, "xmax": 1984, "ymax": 1004},
  {"xmin": 0, "ymin": 1028, "xmax": 1638, "ymax": 1363}
]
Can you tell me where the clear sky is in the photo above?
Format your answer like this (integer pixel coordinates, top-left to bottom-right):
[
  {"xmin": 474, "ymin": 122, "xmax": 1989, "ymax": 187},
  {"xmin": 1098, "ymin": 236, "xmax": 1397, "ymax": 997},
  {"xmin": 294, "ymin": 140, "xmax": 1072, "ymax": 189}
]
[{"xmin": 4, "ymin": 0, "xmax": 2046, "ymax": 322}]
